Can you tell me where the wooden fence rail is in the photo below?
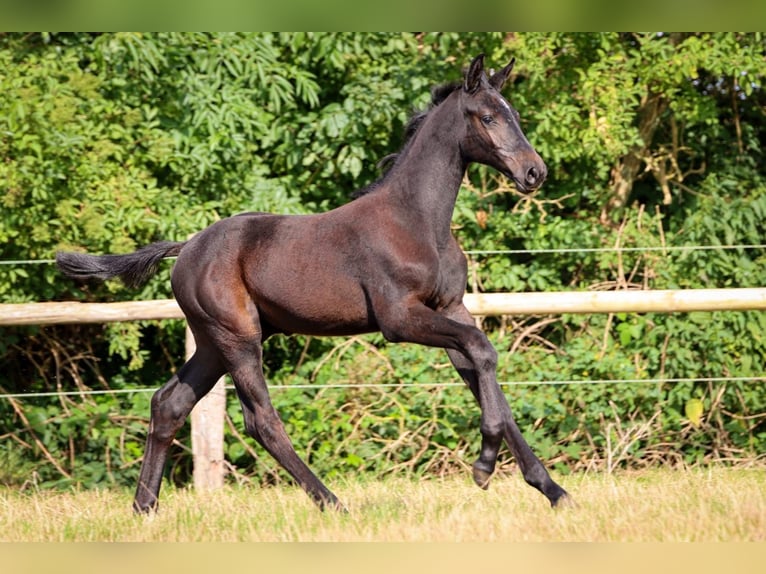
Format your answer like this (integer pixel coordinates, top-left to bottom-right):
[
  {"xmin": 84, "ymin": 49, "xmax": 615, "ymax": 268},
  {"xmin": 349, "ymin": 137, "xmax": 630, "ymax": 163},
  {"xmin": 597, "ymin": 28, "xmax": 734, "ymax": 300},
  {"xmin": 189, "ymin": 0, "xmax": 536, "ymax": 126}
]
[
  {"xmin": 3, "ymin": 287, "xmax": 766, "ymax": 491},
  {"xmin": 4, "ymin": 288, "xmax": 766, "ymax": 326}
]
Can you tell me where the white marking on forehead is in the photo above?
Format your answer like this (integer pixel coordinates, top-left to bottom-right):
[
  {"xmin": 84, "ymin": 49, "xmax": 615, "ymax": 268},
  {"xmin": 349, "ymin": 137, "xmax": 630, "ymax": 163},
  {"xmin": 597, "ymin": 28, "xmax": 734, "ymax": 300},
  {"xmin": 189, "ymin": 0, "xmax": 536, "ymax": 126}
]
[{"xmin": 489, "ymin": 92, "xmax": 515, "ymax": 120}]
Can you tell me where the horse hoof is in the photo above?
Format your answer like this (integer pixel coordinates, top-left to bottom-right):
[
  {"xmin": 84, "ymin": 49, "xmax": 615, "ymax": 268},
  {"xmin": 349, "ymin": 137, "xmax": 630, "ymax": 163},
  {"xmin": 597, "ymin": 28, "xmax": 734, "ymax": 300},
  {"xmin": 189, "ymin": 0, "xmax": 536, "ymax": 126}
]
[
  {"xmin": 551, "ymin": 492, "xmax": 576, "ymax": 510},
  {"xmin": 132, "ymin": 501, "xmax": 158, "ymax": 515},
  {"xmin": 472, "ymin": 466, "xmax": 493, "ymax": 490},
  {"xmin": 333, "ymin": 501, "xmax": 350, "ymax": 514},
  {"xmin": 318, "ymin": 496, "xmax": 348, "ymax": 513}
]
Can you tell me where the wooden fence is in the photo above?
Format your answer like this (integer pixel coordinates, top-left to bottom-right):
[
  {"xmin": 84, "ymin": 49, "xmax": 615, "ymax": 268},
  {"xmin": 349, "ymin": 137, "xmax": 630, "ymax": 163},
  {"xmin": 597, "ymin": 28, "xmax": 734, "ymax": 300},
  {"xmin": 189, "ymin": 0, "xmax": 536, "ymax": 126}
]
[
  {"xmin": 4, "ymin": 288, "xmax": 766, "ymax": 326},
  {"xmin": 3, "ymin": 287, "xmax": 766, "ymax": 490}
]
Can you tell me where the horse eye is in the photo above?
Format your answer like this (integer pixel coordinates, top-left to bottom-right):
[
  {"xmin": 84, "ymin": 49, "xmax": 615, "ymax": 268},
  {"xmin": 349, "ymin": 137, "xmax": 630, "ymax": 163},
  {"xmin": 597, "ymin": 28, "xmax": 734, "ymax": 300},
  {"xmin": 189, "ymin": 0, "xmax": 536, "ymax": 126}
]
[{"xmin": 481, "ymin": 115, "xmax": 494, "ymax": 125}]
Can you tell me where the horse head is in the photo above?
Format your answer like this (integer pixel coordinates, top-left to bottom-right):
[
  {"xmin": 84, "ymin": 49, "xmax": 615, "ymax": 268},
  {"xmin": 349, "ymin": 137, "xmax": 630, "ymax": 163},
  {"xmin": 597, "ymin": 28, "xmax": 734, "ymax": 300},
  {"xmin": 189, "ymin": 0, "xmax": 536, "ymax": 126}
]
[{"xmin": 458, "ymin": 54, "xmax": 547, "ymax": 193}]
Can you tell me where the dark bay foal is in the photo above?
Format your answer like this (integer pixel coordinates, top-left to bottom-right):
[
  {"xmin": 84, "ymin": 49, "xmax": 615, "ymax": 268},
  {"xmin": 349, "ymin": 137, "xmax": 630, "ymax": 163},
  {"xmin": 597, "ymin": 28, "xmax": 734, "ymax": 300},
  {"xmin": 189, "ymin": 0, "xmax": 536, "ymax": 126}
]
[{"xmin": 57, "ymin": 54, "xmax": 569, "ymax": 512}]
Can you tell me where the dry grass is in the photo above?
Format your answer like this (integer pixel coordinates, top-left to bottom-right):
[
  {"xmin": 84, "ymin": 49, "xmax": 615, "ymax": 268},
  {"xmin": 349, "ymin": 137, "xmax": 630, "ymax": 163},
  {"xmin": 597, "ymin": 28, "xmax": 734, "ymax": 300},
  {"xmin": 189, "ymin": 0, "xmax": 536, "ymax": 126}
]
[{"xmin": 1, "ymin": 467, "xmax": 765, "ymax": 542}]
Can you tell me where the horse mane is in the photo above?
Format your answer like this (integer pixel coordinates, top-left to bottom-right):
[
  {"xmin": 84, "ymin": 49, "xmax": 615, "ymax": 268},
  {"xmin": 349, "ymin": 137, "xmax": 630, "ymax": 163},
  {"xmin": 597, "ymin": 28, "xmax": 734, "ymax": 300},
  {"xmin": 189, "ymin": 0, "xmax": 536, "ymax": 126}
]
[{"xmin": 351, "ymin": 81, "xmax": 461, "ymax": 200}]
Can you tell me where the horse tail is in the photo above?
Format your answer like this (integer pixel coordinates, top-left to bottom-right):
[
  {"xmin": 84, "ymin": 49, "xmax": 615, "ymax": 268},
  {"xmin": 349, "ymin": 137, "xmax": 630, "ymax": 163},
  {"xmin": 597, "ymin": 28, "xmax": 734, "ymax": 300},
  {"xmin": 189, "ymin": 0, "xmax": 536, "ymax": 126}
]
[{"xmin": 56, "ymin": 240, "xmax": 186, "ymax": 289}]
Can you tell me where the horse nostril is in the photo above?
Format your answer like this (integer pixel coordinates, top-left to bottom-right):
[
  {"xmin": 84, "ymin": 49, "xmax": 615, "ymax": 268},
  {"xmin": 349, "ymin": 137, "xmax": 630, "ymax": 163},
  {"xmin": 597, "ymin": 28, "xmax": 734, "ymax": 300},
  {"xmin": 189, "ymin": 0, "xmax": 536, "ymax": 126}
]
[{"xmin": 524, "ymin": 164, "xmax": 546, "ymax": 188}]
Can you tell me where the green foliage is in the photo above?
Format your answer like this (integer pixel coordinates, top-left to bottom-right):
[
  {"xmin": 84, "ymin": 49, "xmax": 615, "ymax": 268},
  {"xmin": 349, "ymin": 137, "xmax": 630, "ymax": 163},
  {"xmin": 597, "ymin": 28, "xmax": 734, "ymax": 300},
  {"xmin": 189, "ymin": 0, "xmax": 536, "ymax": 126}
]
[
  {"xmin": 1, "ymin": 33, "xmax": 765, "ymax": 490},
  {"xmin": 0, "ymin": 391, "xmax": 151, "ymax": 489}
]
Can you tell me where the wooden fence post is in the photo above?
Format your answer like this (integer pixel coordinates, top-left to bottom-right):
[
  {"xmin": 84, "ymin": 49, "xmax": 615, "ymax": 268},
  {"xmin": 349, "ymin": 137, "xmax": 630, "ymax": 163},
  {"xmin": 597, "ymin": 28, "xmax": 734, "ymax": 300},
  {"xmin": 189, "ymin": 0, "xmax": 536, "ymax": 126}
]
[{"xmin": 187, "ymin": 325, "xmax": 227, "ymax": 491}]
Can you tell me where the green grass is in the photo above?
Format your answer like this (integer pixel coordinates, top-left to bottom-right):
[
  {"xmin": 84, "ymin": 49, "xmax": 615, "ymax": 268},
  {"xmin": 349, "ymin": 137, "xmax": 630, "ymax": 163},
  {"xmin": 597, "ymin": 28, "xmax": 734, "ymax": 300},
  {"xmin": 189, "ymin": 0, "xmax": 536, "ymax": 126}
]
[{"xmin": 1, "ymin": 467, "xmax": 765, "ymax": 542}]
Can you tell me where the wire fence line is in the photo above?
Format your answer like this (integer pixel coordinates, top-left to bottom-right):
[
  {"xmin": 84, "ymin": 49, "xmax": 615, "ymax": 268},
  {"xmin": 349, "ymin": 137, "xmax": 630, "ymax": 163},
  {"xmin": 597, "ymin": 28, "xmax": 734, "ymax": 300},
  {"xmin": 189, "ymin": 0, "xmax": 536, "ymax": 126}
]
[
  {"xmin": 2, "ymin": 243, "xmax": 764, "ymax": 402},
  {"xmin": 2, "ymin": 376, "xmax": 765, "ymax": 401},
  {"xmin": 2, "ymin": 243, "xmax": 766, "ymax": 267},
  {"xmin": 465, "ymin": 244, "xmax": 766, "ymax": 256}
]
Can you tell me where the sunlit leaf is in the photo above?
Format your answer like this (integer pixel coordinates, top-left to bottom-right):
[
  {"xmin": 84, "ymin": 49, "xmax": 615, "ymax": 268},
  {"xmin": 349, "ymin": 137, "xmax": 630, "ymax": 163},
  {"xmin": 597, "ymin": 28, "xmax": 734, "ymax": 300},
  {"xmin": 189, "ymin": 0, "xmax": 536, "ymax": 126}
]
[{"xmin": 685, "ymin": 398, "xmax": 705, "ymax": 427}]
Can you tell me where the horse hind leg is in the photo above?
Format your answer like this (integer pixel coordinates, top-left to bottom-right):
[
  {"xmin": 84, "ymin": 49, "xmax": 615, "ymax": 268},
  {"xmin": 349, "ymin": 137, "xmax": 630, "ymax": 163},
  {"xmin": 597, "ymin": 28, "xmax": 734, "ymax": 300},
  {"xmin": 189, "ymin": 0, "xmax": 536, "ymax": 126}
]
[
  {"xmin": 133, "ymin": 344, "xmax": 226, "ymax": 514},
  {"xmin": 224, "ymin": 337, "xmax": 344, "ymax": 511}
]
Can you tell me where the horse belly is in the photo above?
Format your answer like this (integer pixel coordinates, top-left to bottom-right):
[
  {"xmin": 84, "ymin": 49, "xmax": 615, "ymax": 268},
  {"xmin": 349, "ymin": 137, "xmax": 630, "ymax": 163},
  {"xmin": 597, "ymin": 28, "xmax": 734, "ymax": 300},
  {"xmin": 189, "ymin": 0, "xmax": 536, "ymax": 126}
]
[{"xmin": 253, "ymin": 279, "xmax": 376, "ymax": 337}]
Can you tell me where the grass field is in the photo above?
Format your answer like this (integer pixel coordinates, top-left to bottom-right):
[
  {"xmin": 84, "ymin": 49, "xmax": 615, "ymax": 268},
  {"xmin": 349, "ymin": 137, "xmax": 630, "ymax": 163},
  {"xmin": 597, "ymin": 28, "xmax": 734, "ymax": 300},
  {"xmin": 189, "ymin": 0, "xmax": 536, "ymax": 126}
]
[{"xmin": 1, "ymin": 467, "xmax": 765, "ymax": 542}]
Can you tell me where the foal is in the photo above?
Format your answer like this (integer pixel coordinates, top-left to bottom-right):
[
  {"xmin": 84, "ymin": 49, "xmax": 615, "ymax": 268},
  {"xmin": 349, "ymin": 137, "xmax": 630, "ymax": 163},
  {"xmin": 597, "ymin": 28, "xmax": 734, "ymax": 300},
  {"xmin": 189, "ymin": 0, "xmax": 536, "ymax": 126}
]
[{"xmin": 57, "ymin": 54, "xmax": 569, "ymax": 512}]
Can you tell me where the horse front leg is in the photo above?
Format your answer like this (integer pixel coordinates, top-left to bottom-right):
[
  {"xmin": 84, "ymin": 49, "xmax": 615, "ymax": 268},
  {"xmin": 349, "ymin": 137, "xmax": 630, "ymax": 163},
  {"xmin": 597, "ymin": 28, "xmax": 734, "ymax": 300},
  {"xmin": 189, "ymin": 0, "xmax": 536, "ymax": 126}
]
[
  {"xmin": 444, "ymin": 347, "xmax": 502, "ymax": 489},
  {"xmin": 443, "ymin": 305, "xmax": 569, "ymax": 507}
]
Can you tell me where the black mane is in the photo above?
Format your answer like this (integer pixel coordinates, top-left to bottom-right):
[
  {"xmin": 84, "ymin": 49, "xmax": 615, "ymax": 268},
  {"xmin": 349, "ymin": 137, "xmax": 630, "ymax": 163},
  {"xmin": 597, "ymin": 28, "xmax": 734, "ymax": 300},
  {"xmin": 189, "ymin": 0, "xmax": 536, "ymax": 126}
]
[{"xmin": 351, "ymin": 81, "xmax": 461, "ymax": 199}]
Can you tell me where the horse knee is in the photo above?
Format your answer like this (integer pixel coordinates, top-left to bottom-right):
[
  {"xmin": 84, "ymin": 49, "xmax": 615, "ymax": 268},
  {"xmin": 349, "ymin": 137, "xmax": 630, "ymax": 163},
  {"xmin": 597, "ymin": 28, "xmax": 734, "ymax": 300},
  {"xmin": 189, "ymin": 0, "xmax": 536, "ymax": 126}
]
[
  {"xmin": 464, "ymin": 332, "xmax": 497, "ymax": 372},
  {"xmin": 477, "ymin": 344, "xmax": 497, "ymax": 371}
]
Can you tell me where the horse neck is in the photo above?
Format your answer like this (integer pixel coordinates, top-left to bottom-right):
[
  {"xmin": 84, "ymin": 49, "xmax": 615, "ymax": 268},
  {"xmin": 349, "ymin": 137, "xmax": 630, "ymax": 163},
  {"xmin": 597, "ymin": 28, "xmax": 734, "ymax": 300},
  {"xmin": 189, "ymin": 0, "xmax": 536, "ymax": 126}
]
[{"xmin": 383, "ymin": 102, "xmax": 467, "ymax": 249}]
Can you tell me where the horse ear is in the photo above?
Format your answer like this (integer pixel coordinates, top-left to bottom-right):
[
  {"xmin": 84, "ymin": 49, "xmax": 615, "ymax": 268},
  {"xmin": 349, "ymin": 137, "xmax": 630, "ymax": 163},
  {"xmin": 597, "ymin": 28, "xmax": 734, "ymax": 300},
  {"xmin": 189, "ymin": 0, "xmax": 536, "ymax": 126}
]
[
  {"xmin": 489, "ymin": 57, "xmax": 516, "ymax": 91},
  {"xmin": 464, "ymin": 53, "xmax": 485, "ymax": 94}
]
